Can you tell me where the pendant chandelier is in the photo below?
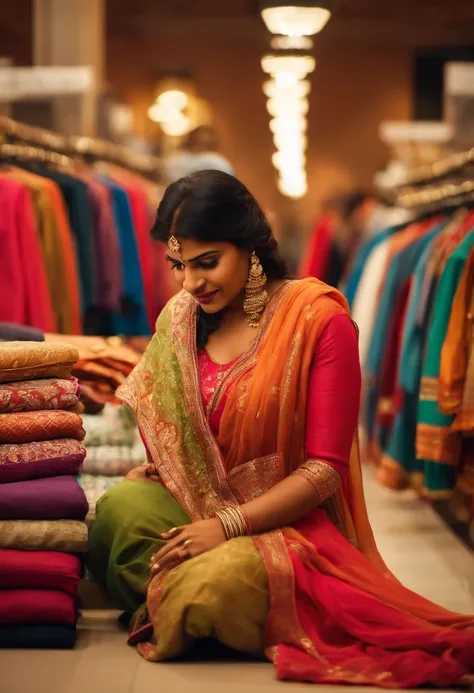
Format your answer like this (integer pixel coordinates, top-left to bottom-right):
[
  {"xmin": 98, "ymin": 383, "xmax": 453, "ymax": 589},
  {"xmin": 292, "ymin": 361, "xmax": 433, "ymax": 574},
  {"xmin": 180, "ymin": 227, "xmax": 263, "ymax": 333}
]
[{"xmin": 259, "ymin": 1, "xmax": 331, "ymax": 38}]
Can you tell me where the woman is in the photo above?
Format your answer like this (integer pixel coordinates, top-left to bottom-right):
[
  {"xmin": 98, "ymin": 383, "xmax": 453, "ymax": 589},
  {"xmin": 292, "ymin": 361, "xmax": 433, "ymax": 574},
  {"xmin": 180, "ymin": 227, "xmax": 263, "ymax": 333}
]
[{"xmin": 88, "ymin": 171, "xmax": 474, "ymax": 687}]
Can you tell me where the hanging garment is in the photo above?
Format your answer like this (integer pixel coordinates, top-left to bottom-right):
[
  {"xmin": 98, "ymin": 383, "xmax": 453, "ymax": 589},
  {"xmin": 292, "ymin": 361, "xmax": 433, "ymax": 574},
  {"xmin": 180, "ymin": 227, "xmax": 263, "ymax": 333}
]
[
  {"xmin": 102, "ymin": 179, "xmax": 150, "ymax": 336},
  {"xmin": 0, "ymin": 176, "xmax": 55, "ymax": 332},
  {"xmin": 4, "ymin": 167, "xmax": 82, "ymax": 334},
  {"xmin": 417, "ymin": 228, "xmax": 474, "ymax": 497}
]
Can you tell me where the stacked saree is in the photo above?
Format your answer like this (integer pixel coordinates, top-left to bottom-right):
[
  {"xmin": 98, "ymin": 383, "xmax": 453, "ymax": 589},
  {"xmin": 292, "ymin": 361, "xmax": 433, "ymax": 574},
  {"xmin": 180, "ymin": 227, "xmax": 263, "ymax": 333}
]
[
  {"xmin": 0, "ymin": 341, "xmax": 89, "ymax": 648},
  {"xmin": 89, "ymin": 279, "xmax": 474, "ymax": 687}
]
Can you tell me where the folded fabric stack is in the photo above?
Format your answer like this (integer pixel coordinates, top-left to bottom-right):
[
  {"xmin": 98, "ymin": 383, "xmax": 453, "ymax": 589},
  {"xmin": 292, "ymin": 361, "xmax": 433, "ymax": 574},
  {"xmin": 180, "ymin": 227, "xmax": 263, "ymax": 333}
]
[
  {"xmin": 78, "ymin": 403, "xmax": 146, "ymax": 523},
  {"xmin": 0, "ymin": 342, "xmax": 89, "ymax": 649},
  {"xmin": 45, "ymin": 334, "xmax": 144, "ymax": 404}
]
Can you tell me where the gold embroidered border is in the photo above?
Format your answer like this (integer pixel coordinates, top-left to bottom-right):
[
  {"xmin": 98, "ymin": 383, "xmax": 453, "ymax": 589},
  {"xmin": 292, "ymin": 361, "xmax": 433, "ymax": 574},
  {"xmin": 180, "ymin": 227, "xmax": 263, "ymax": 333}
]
[
  {"xmin": 419, "ymin": 376, "xmax": 439, "ymax": 402},
  {"xmin": 293, "ymin": 459, "xmax": 341, "ymax": 504},
  {"xmin": 253, "ymin": 530, "xmax": 321, "ymax": 661},
  {"xmin": 416, "ymin": 423, "xmax": 461, "ymax": 466}
]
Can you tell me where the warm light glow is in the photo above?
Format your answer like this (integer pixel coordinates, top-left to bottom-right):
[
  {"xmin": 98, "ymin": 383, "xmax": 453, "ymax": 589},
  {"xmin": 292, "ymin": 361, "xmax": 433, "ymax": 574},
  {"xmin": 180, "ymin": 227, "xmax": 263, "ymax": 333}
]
[
  {"xmin": 277, "ymin": 175, "xmax": 308, "ymax": 199},
  {"xmin": 270, "ymin": 116, "xmax": 307, "ymax": 134},
  {"xmin": 147, "ymin": 89, "xmax": 192, "ymax": 136},
  {"xmin": 262, "ymin": 53, "xmax": 315, "ymax": 199},
  {"xmin": 266, "ymin": 96, "xmax": 309, "ymax": 118},
  {"xmin": 270, "ymin": 35, "xmax": 313, "ymax": 50},
  {"xmin": 261, "ymin": 6, "xmax": 331, "ymax": 37},
  {"xmin": 261, "ymin": 55, "xmax": 316, "ymax": 79},
  {"xmin": 263, "ymin": 79, "xmax": 311, "ymax": 99}
]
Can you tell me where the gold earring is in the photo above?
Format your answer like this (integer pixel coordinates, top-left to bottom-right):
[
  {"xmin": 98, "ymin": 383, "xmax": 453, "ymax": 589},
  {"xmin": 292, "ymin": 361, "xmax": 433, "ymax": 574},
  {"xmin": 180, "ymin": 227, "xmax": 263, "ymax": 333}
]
[{"xmin": 243, "ymin": 252, "xmax": 268, "ymax": 328}]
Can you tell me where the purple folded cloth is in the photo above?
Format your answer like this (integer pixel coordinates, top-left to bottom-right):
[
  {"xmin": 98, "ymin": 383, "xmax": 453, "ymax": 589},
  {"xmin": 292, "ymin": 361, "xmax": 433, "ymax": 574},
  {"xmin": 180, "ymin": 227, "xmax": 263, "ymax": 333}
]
[
  {"xmin": 0, "ymin": 439, "xmax": 86, "ymax": 484},
  {"xmin": 0, "ymin": 476, "xmax": 89, "ymax": 521},
  {"xmin": 0, "ymin": 323, "xmax": 44, "ymax": 342}
]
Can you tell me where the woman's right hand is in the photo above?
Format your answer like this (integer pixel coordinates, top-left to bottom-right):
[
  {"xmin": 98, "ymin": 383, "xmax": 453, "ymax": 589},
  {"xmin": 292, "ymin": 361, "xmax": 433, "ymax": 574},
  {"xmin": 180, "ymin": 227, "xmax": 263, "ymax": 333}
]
[{"xmin": 126, "ymin": 463, "xmax": 161, "ymax": 483}]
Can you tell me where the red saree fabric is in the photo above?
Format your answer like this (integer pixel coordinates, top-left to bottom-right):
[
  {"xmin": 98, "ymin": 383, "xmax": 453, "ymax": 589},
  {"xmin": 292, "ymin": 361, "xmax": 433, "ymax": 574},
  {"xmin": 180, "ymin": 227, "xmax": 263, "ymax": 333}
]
[
  {"xmin": 0, "ymin": 176, "xmax": 55, "ymax": 331},
  {"xmin": 0, "ymin": 550, "xmax": 81, "ymax": 594},
  {"xmin": 278, "ymin": 510, "xmax": 474, "ymax": 687},
  {"xmin": 0, "ymin": 590, "xmax": 78, "ymax": 626},
  {"xmin": 298, "ymin": 215, "xmax": 334, "ymax": 281},
  {"xmin": 0, "ymin": 377, "xmax": 81, "ymax": 414}
]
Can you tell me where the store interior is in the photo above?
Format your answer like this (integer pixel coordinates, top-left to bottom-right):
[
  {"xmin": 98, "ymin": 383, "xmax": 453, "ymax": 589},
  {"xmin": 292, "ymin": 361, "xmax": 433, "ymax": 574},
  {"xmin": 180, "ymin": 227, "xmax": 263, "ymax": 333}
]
[{"xmin": 1, "ymin": 1, "xmax": 474, "ymax": 691}]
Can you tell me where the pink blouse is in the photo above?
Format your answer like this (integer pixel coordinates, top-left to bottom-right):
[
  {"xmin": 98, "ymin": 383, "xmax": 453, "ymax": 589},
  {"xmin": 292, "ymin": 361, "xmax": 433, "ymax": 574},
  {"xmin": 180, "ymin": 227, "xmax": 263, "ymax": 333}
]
[{"xmin": 198, "ymin": 314, "xmax": 360, "ymax": 489}]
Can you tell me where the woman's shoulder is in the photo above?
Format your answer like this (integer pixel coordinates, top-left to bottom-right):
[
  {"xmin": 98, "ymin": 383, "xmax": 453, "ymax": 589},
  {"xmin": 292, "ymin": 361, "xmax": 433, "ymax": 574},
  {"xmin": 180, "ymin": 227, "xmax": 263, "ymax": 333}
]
[{"xmin": 283, "ymin": 278, "xmax": 350, "ymax": 315}]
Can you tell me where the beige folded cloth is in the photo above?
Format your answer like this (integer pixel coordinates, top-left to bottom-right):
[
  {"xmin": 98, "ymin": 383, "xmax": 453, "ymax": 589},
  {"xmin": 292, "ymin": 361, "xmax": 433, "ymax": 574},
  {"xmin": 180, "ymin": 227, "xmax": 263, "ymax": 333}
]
[
  {"xmin": 0, "ymin": 519, "xmax": 88, "ymax": 552},
  {"xmin": 0, "ymin": 342, "xmax": 79, "ymax": 384}
]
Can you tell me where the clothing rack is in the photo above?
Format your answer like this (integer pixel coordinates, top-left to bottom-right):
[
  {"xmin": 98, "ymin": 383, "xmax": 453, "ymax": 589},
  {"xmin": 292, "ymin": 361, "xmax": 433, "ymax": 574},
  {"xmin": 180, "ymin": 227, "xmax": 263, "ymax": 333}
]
[
  {"xmin": 0, "ymin": 117, "xmax": 176, "ymax": 339},
  {"xmin": 397, "ymin": 179, "xmax": 474, "ymax": 210},
  {"xmin": 0, "ymin": 116, "xmax": 161, "ymax": 179},
  {"xmin": 396, "ymin": 145, "xmax": 474, "ymax": 187}
]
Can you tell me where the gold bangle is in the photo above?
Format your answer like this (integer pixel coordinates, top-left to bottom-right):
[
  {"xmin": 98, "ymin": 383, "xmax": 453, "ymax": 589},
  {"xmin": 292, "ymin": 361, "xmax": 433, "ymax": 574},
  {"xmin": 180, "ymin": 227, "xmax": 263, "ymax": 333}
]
[{"xmin": 215, "ymin": 506, "xmax": 250, "ymax": 540}]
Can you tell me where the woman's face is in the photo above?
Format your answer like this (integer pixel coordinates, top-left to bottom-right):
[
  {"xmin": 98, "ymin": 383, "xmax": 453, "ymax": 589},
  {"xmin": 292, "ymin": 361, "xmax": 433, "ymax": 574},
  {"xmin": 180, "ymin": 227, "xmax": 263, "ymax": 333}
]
[{"xmin": 165, "ymin": 238, "xmax": 249, "ymax": 314}]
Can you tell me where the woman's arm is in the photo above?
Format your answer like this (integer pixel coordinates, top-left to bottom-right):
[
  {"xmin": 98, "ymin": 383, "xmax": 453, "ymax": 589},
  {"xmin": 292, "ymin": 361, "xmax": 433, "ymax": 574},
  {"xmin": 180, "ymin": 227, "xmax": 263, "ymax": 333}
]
[{"xmin": 239, "ymin": 314, "xmax": 360, "ymax": 534}]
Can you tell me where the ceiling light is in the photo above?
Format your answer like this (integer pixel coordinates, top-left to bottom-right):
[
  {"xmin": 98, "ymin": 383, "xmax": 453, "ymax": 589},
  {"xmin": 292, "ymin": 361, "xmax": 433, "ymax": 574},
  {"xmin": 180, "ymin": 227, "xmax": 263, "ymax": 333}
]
[
  {"xmin": 260, "ymin": 2, "xmax": 331, "ymax": 37},
  {"xmin": 261, "ymin": 55, "xmax": 316, "ymax": 80},
  {"xmin": 263, "ymin": 79, "xmax": 311, "ymax": 99}
]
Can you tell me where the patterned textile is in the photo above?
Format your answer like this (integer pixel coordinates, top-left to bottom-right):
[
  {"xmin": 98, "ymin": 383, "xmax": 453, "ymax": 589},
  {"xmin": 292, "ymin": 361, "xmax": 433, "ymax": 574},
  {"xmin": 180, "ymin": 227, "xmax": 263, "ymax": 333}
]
[
  {"xmin": 0, "ymin": 549, "xmax": 81, "ymax": 593},
  {"xmin": 78, "ymin": 474, "xmax": 124, "ymax": 521},
  {"xmin": 80, "ymin": 442, "xmax": 146, "ymax": 477},
  {"xmin": 0, "ymin": 377, "xmax": 81, "ymax": 414},
  {"xmin": 0, "ymin": 520, "xmax": 88, "ymax": 552},
  {"xmin": 0, "ymin": 624, "xmax": 77, "ymax": 649},
  {"xmin": 82, "ymin": 404, "xmax": 136, "ymax": 447},
  {"xmin": 0, "ymin": 410, "xmax": 85, "ymax": 444},
  {"xmin": 0, "ymin": 476, "xmax": 89, "ymax": 521},
  {"xmin": 0, "ymin": 590, "xmax": 78, "ymax": 626},
  {"xmin": 0, "ymin": 342, "xmax": 78, "ymax": 384},
  {"xmin": 0, "ymin": 439, "xmax": 86, "ymax": 484}
]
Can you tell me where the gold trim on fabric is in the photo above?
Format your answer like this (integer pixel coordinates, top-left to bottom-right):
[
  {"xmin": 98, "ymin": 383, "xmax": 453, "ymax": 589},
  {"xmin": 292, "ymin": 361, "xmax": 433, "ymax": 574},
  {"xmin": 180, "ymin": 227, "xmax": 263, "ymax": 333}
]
[
  {"xmin": 292, "ymin": 459, "xmax": 341, "ymax": 504},
  {"xmin": 207, "ymin": 282, "xmax": 293, "ymax": 418},
  {"xmin": 254, "ymin": 531, "xmax": 319, "ymax": 659},
  {"xmin": 419, "ymin": 376, "xmax": 439, "ymax": 402},
  {"xmin": 227, "ymin": 453, "xmax": 284, "ymax": 504},
  {"xmin": 416, "ymin": 423, "xmax": 461, "ymax": 466}
]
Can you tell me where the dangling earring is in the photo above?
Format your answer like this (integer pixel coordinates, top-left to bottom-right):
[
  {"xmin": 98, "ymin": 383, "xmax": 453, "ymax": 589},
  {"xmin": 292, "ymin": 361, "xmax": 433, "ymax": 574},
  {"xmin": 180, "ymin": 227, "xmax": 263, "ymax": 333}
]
[{"xmin": 243, "ymin": 252, "xmax": 268, "ymax": 328}]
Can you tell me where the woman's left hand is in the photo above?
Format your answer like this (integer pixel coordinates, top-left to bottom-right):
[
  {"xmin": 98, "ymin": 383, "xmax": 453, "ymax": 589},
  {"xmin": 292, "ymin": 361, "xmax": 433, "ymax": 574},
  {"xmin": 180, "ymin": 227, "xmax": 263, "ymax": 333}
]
[{"xmin": 150, "ymin": 518, "xmax": 226, "ymax": 578}]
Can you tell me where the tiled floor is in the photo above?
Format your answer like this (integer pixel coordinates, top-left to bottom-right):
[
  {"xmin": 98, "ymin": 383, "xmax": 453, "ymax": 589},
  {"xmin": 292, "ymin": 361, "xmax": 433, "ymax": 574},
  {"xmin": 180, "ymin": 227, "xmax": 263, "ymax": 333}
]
[{"xmin": 1, "ymin": 467, "xmax": 473, "ymax": 693}]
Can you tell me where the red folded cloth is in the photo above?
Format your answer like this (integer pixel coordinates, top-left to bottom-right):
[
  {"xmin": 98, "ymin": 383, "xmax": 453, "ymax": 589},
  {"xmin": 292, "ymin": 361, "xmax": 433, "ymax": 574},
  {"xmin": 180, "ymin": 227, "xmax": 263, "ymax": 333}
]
[
  {"xmin": 0, "ymin": 550, "xmax": 81, "ymax": 595},
  {"xmin": 0, "ymin": 589, "xmax": 78, "ymax": 626}
]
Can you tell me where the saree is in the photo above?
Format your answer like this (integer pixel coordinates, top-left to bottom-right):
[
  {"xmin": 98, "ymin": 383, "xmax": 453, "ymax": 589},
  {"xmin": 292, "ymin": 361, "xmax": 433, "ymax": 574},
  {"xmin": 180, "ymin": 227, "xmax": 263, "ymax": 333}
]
[
  {"xmin": 0, "ymin": 476, "xmax": 89, "ymax": 521},
  {"xmin": 0, "ymin": 439, "xmax": 86, "ymax": 483},
  {"xmin": 0, "ymin": 550, "xmax": 81, "ymax": 593},
  {"xmin": 0, "ymin": 342, "xmax": 78, "ymax": 385},
  {"xmin": 0, "ymin": 377, "xmax": 81, "ymax": 414},
  {"xmin": 416, "ymin": 229, "xmax": 474, "ymax": 497},
  {"xmin": 116, "ymin": 278, "xmax": 474, "ymax": 687},
  {"xmin": 0, "ymin": 519, "xmax": 88, "ymax": 552},
  {"xmin": 0, "ymin": 410, "xmax": 85, "ymax": 444}
]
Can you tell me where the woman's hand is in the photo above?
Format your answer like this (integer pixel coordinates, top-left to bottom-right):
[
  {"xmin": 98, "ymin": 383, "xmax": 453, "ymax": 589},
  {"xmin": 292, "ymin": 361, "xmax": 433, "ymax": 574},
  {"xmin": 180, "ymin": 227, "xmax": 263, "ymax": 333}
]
[
  {"xmin": 126, "ymin": 463, "xmax": 161, "ymax": 483},
  {"xmin": 150, "ymin": 519, "xmax": 226, "ymax": 578}
]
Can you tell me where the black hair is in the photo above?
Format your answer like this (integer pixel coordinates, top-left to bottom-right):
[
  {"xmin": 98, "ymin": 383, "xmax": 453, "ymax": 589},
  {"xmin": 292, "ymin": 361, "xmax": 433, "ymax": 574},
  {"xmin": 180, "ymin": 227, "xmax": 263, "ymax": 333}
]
[{"xmin": 151, "ymin": 170, "xmax": 289, "ymax": 348}]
